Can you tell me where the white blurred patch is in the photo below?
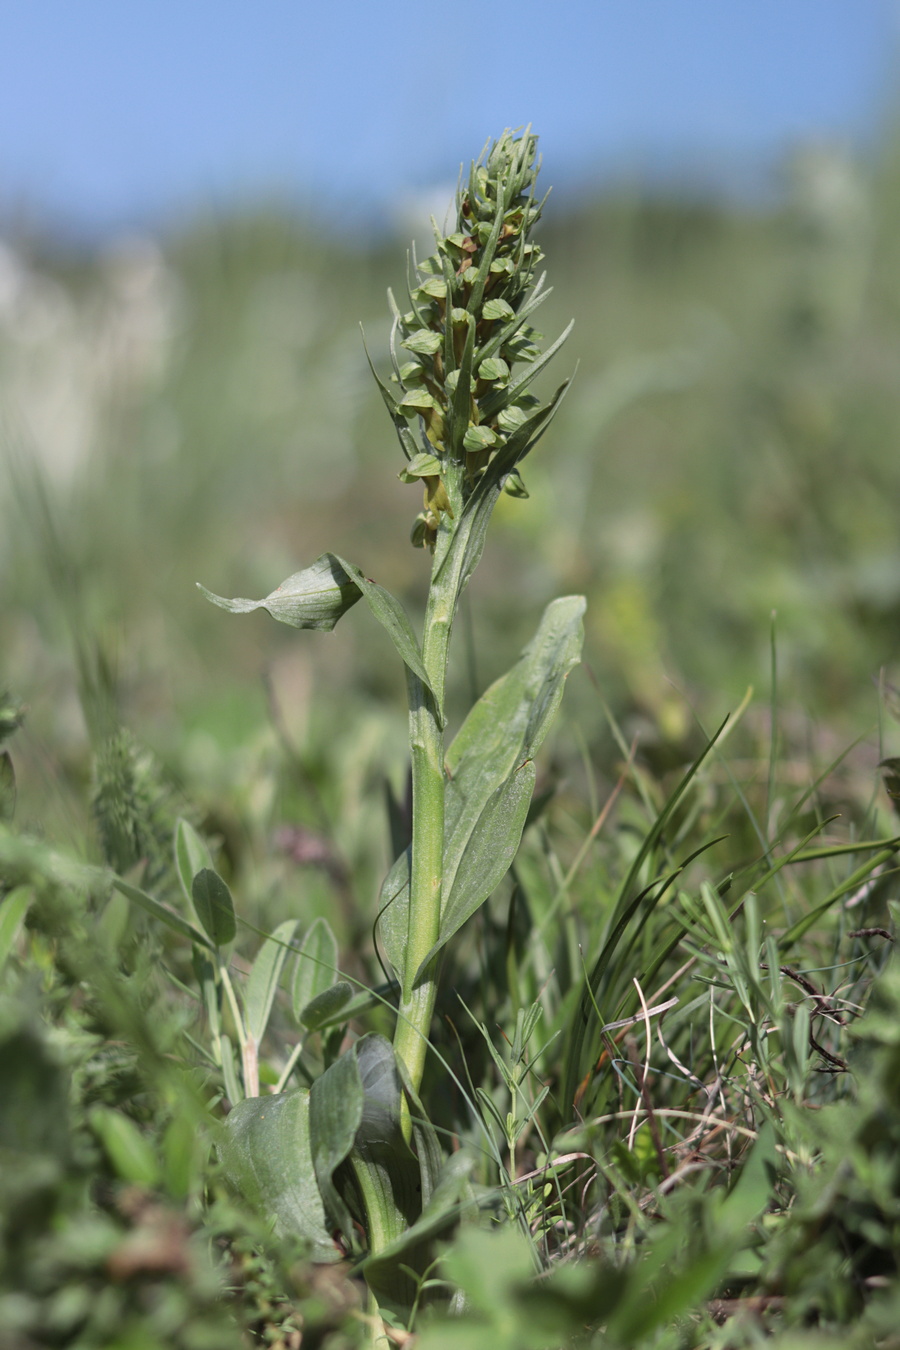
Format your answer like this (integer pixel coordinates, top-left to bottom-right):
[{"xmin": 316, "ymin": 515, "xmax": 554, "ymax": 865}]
[
  {"xmin": 390, "ymin": 182, "xmax": 458, "ymax": 258},
  {"xmin": 0, "ymin": 233, "xmax": 184, "ymax": 486}
]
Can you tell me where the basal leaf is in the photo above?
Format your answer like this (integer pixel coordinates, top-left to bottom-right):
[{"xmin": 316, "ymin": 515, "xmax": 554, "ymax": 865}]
[
  {"xmin": 243, "ymin": 919, "xmax": 298, "ymax": 1045},
  {"xmin": 350, "ymin": 1035, "xmax": 425, "ymax": 1315},
  {"xmin": 191, "ymin": 868, "xmax": 236, "ymax": 947},
  {"xmin": 219, "ymin": 1090, "xmax": 338, "ymax": 1261},
  {"xmin": 308, "ymin": 1048, "xmax": 364, "ymax": 1243},
  {"xmin": 393, "ymin": 1051, "xmax": 448, "ymax": 1211},
  {"xmin": 362, "ymin": 1149, "xmax": 473, "ymax": 1271},
  {"xmin": 362, "ymin": 1149, "xmax": 475, "ymax": 1321},
  {"xmin": 292, "ymin": 916, "xmax": 339, "ymax": 1023}
]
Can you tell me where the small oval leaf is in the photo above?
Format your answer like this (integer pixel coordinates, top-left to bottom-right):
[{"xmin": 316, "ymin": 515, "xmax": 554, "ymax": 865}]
[
  {"xmin": 300, "ymin": 981, "xmax": 354, "ymax": 1031},
  {"xmin": 191, "ymin": 868, "xmax": 236, "ymax": 947}
]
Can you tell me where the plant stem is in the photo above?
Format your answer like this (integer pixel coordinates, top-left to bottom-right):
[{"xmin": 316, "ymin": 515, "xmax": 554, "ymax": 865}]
[{"xmin": 392, "ymin": 556, "xmax": 456, "ymax": 1101}]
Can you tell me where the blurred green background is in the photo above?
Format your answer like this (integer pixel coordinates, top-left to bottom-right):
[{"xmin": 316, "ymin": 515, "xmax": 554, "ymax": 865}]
[{"xmin": 3, "ymin": 134, "xmax": 900, "ymax": 899}]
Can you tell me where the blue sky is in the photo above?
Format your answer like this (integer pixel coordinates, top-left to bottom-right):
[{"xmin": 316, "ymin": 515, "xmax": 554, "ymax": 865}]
[{"xmin": 1, "ymin": 0, "xmax": 896, "ymax": 235}]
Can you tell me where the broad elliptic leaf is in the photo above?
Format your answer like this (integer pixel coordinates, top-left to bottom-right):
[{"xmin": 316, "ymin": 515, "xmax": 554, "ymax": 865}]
[
  {"xmin": 441, "ymin": 596, "xmax": 583, "ymax": 888},
  {"xmin": 219, "ymin": 1089, "xmax": 339, "ymax": 1261},
  {"xmin": 243, "ymin": 919, "xmax": 298, "ymax": 1044},
  {"xmin": 419, "ymin": 760, "xmax": 536, "ymax": 976},
  {"xmin": 191, "ymin": 868, "xmax": 237, "ymax": 947},
  {"xmin": 308, "ymin": 1048, "xmax": 364, "ymax": 1243},
  {"xmin": 198, "ymin": 552, "xmax": 362, "ymax": 631},
  {"xmin": 445, "ymin": 595, "xmax": 585, "ymax": 803},
  {"xmin": 354, "ymin": 1039, "xmax": 471, "ymax": 1314},
  {"xmin": 292, "ymin": 916, "xmax": 339, "ymax": 1022},
  {"xmin": 174, "ymin": 818, "xmax": 213, "ymax": 912},
  {"xmin": 114, "ymin": 876, "xmax": 213, "ymax": 950},
  {"xmin": 350, "ymin": 1036, "xmax": 424, "ymax": 1315},
  {"xmin": 377, "ymin": 596, "xmax": 585, "ymax": 987}
]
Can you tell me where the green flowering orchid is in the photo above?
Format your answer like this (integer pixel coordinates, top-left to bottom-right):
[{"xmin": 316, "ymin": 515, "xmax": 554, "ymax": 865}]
[
  {"xmin": 196, "ymin": 129, "xmax": 582, "ymax": 1325},
  {"xmin": 375, "ymin": 128, "xmax": 573, "ymax": 549}
]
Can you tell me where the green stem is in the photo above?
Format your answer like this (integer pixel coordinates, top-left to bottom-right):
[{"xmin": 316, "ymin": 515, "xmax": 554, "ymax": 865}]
[{"xmin": 392, "ymin": 549, "xmax": 456, "ymax": 1102}]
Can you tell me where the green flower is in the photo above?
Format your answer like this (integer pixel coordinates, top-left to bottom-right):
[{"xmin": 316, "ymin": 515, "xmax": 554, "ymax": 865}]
[{"xmin": 377, "ymin": 128, "xmax": 572, "ymax": 548}]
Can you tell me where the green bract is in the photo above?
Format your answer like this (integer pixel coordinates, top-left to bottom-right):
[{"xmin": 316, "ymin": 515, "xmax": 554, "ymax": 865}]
[{"xmin": 198, "ymin": 552, "xmax": 361, "ymax": 630}]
